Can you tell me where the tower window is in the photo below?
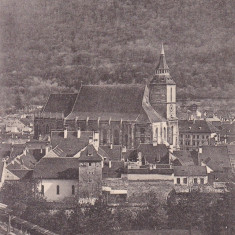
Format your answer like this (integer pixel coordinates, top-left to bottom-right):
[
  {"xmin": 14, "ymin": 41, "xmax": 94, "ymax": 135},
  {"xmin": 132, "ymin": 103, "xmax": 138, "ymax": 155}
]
[
  {"xmin": 114, "ymin": 129, "xmax": 120, "ymax": 145},
  {"xmin": 140, "ymin": 128, "xmax": 145, "ymax": 143},
  {"xmin": 102, "ymin": 129, "xmax": 107, "ymax": 145},
  {"xmin": 41, "ymin": 185, "xmax": 44, "ymax": 195},
  {"xmin": 170, "ymin": 87, "xmax": 173, "ymax": 102}
]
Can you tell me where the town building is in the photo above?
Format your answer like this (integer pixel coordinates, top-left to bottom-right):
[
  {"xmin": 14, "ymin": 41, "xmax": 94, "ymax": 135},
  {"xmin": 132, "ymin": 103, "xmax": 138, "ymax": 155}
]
[
  {"xmin": 173, "ymin": 166, "xmax": 208, "ymax": 186},
  {"xmin": 34, "ymin": 45, "xmax": 179, "ymax": 150},
  {"xmin": 33, "ymin": 143, "xmax": 103, "ymax": 202},
  {"xmin": 198, "ymin": 145, "xmax": 232, "ymax": 185},
  {"xmin": 178, "ymin": 120, "xmax": 219, "ymax": 150}
]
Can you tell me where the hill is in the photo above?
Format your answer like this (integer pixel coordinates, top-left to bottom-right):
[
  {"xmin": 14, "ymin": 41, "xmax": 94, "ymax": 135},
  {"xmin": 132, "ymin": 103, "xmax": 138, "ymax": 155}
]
[{"xmin": 0, "ymin": 0, "xmax": 234, "ymax": 113}]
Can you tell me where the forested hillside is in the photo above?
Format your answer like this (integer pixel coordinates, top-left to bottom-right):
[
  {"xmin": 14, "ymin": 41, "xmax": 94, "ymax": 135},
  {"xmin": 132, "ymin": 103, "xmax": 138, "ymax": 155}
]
[{"xmin": 0, "ymin": 0, "xmax": 234, "ymax": 113}]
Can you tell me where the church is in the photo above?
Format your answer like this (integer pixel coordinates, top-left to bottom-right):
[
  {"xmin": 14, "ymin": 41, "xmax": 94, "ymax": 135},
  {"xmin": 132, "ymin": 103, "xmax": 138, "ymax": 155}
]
[{"xmin": 34, "ymin": 45, "xmax": 179, "ymax": 150}]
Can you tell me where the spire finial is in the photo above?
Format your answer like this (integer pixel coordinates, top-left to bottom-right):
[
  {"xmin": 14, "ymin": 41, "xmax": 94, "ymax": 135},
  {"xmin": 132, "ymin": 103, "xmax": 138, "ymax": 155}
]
[{"xmin": 161, "ymin": 43, "xmax": 165, "ymax": 55}]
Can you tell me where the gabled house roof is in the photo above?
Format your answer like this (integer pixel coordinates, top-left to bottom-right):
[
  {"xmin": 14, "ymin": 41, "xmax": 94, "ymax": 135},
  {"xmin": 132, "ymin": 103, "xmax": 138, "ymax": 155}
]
[
  {"xmin": 178, "ymin": 120, "xmax": 219, "ymax": 133},
  {"xmin": 42, "ymin": 93, "xmax": 78, "ymax": 117},
  {"xmin": 172, "ymin": 150, "xmax": 195, "ymax": 166},
  {"xmin": 174, "ymin": 166, "xmax": 207, "ymax": 177},
  {"xmin": 78, "ymin": 144, "xmax": 102, "ymax": 162},
  {"xmin": 137, "ymin": 144, "xmax": 169, "ymax": 164},
  {"xmin": 199, "ymin": 146, "xmax": 231, "ymax": 171},
  {"xmin": 33, "ymin": 157, "xmax": 80, "ymax": 179},
  {"xmin": 51, "ymin": 131, "xmax": 92, "ymax": 157},
  {"xmin": 98, "ymin": 145, "xmax": 122, "ymax": 161}
]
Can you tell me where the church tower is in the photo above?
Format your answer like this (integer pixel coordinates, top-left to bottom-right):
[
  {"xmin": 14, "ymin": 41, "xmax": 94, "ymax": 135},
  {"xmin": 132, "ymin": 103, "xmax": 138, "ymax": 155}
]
[{"xmin": 149, "ymin": 44, "xmax": 179, "ymax": 149}]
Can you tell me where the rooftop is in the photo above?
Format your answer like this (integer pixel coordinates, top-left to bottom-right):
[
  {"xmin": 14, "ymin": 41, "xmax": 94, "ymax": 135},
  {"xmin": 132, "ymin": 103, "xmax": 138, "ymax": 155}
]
[
  {"xmin": 172, "ymin": 150, "xmax": 195, "ymax": 166},
  {"xmin": 178, "ymin": 120, "xmax": 219, "ymax": 133},
  {"xmin": 174, "ymin": 166, "xmax": 207, "ymax": 176},
  {"xmin": 33, "ymin": 157, "xmax": 80, "ymax": 179},
  {"xmin": 199, "ymin": 145, "xmax": 231, "ymax": 171},
  {"xmin": 51, "ymin": 130, "xmax": 92, "ymax": 157}
]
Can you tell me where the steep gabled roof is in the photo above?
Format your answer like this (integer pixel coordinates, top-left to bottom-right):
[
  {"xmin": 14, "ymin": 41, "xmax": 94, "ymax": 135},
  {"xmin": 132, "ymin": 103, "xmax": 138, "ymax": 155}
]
[
  {"xmin": 51, "ymin": 131, "xmax": 92, "ymax": 157},
  {"xmin": 174, "ymin": 166, "xmax": 207, "ymax": 176},
  {"xmin": 98, "ymin": 145, "xmax": 122, "ymax": 161},
  {"xmin": 199, "ymin": 146, "xmax": 231, "ymax": 171},
  {"xmin": 172, "ymin": 150, "xmax": 195, "ymax": 166},
  {"xmin": 42, "ymin": 93, "xmax": 77, "ymax": 117},
  {"xmin": 33, "ymin": 157, "xmax": 80, "ymax": 179},
  {"xmin": 66, "ymin": 85, "xmax": 147, "ymax": 121},
  {"xmin": 79, "ymin": 144, "xmax": 102, "ymax": 162}
]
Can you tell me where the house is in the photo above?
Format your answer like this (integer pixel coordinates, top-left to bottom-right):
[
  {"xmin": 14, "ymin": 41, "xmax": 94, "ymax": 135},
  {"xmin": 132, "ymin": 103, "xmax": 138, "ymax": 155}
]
[
  {"xmin": 227, "ymin": 145, "xmax": 235, "ymax": 171},
  {"xmin": 50, "ymin": 129, "xmax": 97, "ymax": 157},
  {"xmin": 173, "ymin": 166, "xmax": 208, "ymax": 186},
  {"xmin": 32, "ymin": 143, "xmax": 103, "ymax": 202},
  {"xmin": 171, "ymin": 150, "xmax": 196, "ymax": 166},
  {"xmin": 34, "ymin": 45, "xmax": 179, "ymax": 150},
  {"xmin": 178, "ymin": 120, "xmax": 219, "ymax": 151},
  {"xmin": 219, "ymin": 122, "xmax": 235, "ymax": 144},
  {"xmin": 198, "ymin": 146, "xmax": 232, "ymax": 184}
]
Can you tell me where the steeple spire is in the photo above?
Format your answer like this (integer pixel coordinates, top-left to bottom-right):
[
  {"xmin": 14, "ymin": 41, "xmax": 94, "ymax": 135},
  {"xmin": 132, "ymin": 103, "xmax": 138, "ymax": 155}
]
[
  {"xmin": 160, "ymin": 42, "xmax": 165, "ymax": 55},
  {"xmin": 155, "ymin": 43, "xmax": 169, "ymax": 75}
]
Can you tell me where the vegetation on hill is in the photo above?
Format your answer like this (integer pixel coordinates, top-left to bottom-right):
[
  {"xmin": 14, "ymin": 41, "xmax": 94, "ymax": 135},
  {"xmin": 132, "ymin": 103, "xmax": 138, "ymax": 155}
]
[{"xmin": 0, "ymin": 0, "xmax": 234, "ymax": 113}]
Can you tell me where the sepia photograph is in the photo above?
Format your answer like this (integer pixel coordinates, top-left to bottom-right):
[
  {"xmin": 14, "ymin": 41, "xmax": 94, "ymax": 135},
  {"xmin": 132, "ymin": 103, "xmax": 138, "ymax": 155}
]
[{"xmin": 0, "ymin": 0, "xmax": 234, "ymax": 234}]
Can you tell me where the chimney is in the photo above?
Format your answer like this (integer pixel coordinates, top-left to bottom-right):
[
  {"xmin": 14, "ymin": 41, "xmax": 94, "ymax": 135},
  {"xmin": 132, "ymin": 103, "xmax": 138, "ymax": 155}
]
[
  {"xmin": 110, "ymin": 143, "xmax": 113, "ymax": 149},
  {"xmin": 122, "ymin": 146, "xmax": 127, "ymax": 153},
  {"xmin": 199, "ymin": 146, "xmax": 202, "ymax": 153},
  {"xmin": 93, "ymin": 131, "xmax": 99, "ymax": 151},
  {"xmin": 153, "ymin": 141, "xmax": 158, "ymax": 146},
  {"xmin": 109, "ymin": 161, "xmax": 112, "ymax": 168},
  {"xmin": 23, "ymin": 148, "xmax": 27, "ymax": 155},
  {"xmin": 64, "ymin": 127, "xmax": 68, "ymax": 139},
  {"xmin": 77, "ymin": 127, "xmax": 81, "ymax": 139}
]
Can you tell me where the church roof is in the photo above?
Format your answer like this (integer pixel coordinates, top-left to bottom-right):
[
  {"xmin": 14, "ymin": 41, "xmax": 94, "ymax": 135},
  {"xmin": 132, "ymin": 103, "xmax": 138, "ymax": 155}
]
[
  {"xmin": 66, "ymin": 85, "xmax": 147, "ymax": 121},
  {"xmin": 42, "ymin": 93, "xmax": 77, "ymax": 117},
  {"xmin": 155, "ymin": 44, "xmax": 169, "ymax": 71}
]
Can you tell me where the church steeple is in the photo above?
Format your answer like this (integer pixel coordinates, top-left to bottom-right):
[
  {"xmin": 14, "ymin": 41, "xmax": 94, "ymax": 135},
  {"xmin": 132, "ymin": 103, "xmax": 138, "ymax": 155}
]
[{"xmin": 155, "ymin": 43, "xmax": 169, "ymax": 75}]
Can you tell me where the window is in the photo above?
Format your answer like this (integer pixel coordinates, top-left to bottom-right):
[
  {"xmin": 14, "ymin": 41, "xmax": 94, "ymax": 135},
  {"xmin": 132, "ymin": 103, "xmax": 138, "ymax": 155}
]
[
  {"xmin": 89, "ymin": 163, "xmax": 92, "ymax": 166},
  {"xmin": 197, "ymin": 135, "xmax": 199, "ymax": 139},
  {"xmin": 200, "ymin": 178, "xmax": 204, "ymax": 184},
  {"xmin": 72, "ymin": 185, "xmax": 75, "ymax": 195},
  {"xmin": 170, "ymin": 87, "xmax": 173, "ymax": 102},
  {"xmin": 202, "ymin": 135, "xmax": 205, "ymax": 139},
  {"xmin": 155, "ymin": 128, "xmax": 158, "ymax": 142},
  {"xmin": 193, "ymin": 141, "xmax": 195, "ymax": 146},
  {"xmin": 56, "ymin": 185, "xmax": 60, "ymax": 195},
  {"xmin": 193, "ymin": 135, "xmax": 195, "ymax": 139},
  {"xmin": 114, "ymin": 129, "xmax": 119, "ymax": 145},
  {"xmin": 194, "ymin": 178, "xmax": 198, "ymax": 184},
  {"xmin": 125, "ymin": 134, "xmax": 128, "ymax": 147},
  {"xmin": 41, "ymin": 185, "xmax": 44, "ymax": 195},
  {"xmin": 177, "ymin": 178, "xmax": 180, "ymax": 184},
  {"xmin": 163, "ymin": 127, "xmax": 166, "ymax": 141},
  {"xmin": 171, "ymin": 126, "xmax": 174, "ymax": 145},
  {"xmin": 183, "ymin": 178, "xmax": 187, "ymax": 184},
  {"xmin": 102, "ymin": 129, "xmax": 107, "ymax": 145},
  {"xmin": 140, "ymin": 128, "xmax": 145, "ymax": 143}
]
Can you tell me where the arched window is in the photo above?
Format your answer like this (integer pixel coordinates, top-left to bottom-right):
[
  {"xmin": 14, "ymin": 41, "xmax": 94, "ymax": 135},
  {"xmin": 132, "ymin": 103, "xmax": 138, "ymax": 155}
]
[
  {"xmin": 45, "ymin": 124, "xmax": 50, "ymax": 134},
  {"xmin": 155, "ymin": 128, "xmax": 158, "ymax": 142},
  {"xmin": 72, "ymin": 185, "xmax": 75, "ymax": 195},
  {"xmin": 56, "ymin": 185, "xmax": 60, "ymax": 195},
  {"xmin": 125, "ymin": 134, "xmax": 128, "ymax": 147},
  {"xmin": 114, "ymin": 129, "xmax": 119, "ymax": 145},
  {"xmin": 171, "ymin": 126, "xmax": 174, "ymax": 145},
  {"xmin": 102, "ymin": 129, "xmax": 107, "ymax": 145},
  {"xmin": 140, "ymin": 128, "xmax": 145, "ymax": 143},
  {"xmin": 164, "ymin": 127, "xmax": 166, "ymax": 141},
  {"xmin": 170, "ymin": 87, "xmax": 173, "ymax": 102}
]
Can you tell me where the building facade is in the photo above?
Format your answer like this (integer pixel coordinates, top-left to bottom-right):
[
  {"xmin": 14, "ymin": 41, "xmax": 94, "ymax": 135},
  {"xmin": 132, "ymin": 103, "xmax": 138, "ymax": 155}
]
[{"xmin": 34, "ymin": 45, "xmax": 179, "ymax": 150}]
